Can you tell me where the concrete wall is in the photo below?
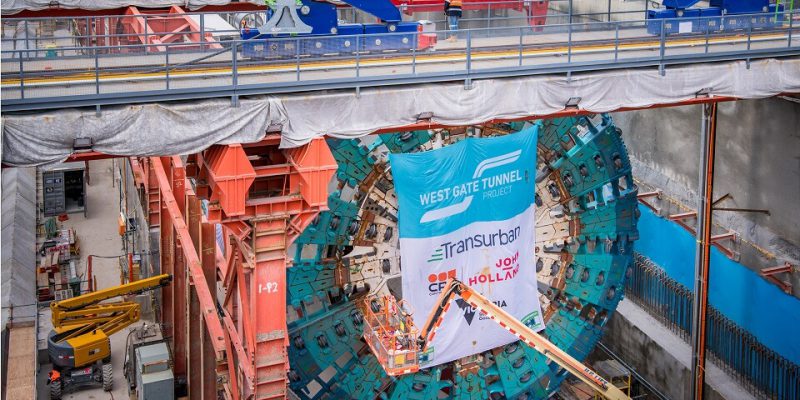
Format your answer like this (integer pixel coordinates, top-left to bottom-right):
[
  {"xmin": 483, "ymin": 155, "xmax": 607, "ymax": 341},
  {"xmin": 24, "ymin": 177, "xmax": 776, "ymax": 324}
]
[
  {"xmin": 550, "ymin": 0, "xmax": 651, "ymax": 22},
  {"xmin": 117, "ymin": 159, "xmax": 155, "ymax": 279},
  {"xmin": 612, "ymin": 98, "xmax": 800, "ymax": 285},
  {"xmin": 601, "ymin": 300, "xmax": 753, "ymax": 400}
]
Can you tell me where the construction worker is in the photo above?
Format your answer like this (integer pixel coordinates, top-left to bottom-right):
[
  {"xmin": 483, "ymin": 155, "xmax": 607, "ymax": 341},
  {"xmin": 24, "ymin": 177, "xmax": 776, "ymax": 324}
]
[
  {"xmin": 444, "ymin": 0, "xmax": 462, "ymax": 42},
  {"xmin": 47, "ymin": 370, "xmax": 61, "ymax": 385}
]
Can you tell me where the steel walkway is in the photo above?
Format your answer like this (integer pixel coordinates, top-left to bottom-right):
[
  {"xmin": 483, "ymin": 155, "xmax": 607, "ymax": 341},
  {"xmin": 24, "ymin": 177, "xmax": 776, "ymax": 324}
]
[{"xmin": 2, "ymin": 11, "xmax": 799, "ymax": 112}]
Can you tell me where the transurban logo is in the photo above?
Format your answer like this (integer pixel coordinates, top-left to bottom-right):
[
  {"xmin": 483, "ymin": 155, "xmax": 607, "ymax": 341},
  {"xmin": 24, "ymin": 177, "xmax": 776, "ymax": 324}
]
[
  {"xmin": 427, "ymin": 226, "xmax": 521, "ymax": 262},
  {"xmin": 468, "ymin": 251, "xmax": 520, "ymax": 286}
]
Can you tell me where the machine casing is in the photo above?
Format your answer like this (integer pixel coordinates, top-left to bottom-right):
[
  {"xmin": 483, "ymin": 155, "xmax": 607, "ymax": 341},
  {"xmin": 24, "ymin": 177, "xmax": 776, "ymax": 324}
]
[
  {"xmin": 240, "ymin": 0, "xmax": 431, "ymax": 58},
  {"xmin": 646, "ymin": 0, "xmax": 784, "ymax": 35},
  {"xmin": 135, "ymin": 342, "xmax": 174, "ymax": 400}
]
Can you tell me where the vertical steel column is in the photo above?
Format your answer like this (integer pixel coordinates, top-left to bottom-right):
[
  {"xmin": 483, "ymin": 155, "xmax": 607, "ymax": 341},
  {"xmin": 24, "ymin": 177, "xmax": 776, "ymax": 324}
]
[
  {"xmin": 200, "ymin": 222, "xmax": 220, "ymax": 399},
  {"xmin": 252, "ymin": 218, "xmax": 289, "ymax": 399},
  {"xmin": 171, "ymin": 157, "xmax": 188, "ymax": 379},
  {"xmin": 149, "ymin": 155, "xmax": 228, "ymax": 400},
  {"xmin": 690, "ymin": 102, "xmax": 718, "ymax": 400},
  {"xmin": 160, "ymin": 158, "xmax": 175, "ymax": 341},
  {"xmin": 192, "ymin": 138, "xmax": 336, "ymax": 400},
  {"xmin": 187, "ymin": 195, "xmax": 203, "ymax": 399}
]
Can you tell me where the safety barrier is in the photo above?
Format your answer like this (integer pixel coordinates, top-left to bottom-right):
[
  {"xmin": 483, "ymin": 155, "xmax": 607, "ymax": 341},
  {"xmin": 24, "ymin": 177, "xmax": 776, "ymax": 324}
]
[
  {"xmin": 626, "ymin": 254, "xmax": 800, "ymax": 400},
  {"xmin": 1, "ymin": 9, "xmax": 798, "ymax": 111}
]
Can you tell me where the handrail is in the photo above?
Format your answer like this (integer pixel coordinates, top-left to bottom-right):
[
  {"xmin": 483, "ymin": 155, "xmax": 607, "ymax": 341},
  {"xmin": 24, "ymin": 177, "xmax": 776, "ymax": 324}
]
[{"xmin": 1, "ymin": 9, "xmax": 797, "ymax": 112}]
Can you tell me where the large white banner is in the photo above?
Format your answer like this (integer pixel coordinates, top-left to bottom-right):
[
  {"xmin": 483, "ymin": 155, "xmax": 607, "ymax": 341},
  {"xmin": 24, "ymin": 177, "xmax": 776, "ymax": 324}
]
[{"xmin": 389, "ymin": 127, "xmax": 544, "ymax": 368}]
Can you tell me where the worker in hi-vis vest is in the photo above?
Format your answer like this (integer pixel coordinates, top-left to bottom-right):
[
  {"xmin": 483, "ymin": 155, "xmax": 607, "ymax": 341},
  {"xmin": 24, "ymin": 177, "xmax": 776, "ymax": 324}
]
[{"xmin": 444, "ymin": 0, "xmax": 462, "ymax": 41}]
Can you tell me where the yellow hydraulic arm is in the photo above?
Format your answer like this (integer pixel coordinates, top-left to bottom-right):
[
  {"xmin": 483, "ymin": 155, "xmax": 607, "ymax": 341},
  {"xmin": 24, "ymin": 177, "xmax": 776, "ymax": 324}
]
[
  {"xmin": 51, "ymin": 274, "xmax": 172, "ymax": 342},
  {"xmin": 417, "ymin": 278, "xmax": 630, "ymax": 400}
]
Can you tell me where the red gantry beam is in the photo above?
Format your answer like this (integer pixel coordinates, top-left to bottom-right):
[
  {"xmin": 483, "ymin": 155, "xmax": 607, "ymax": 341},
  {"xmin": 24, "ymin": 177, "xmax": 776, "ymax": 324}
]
[{"xmin": 121, "ymin": 5, "xmax": 222, "ymax": 52}]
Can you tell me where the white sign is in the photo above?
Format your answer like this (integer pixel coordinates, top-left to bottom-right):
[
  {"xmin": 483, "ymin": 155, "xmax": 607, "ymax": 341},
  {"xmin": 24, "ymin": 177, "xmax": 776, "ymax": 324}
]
[{"xmin": 390, "ymin": 127, "xmax": 544, "ymax": 368}]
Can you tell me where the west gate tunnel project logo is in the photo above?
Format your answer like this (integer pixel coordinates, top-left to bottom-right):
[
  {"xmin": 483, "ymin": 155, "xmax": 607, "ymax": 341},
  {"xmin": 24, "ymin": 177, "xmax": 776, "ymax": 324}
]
[{"xmin": 418, "ymin": 150, "xmax": 525, "ymax": 224}]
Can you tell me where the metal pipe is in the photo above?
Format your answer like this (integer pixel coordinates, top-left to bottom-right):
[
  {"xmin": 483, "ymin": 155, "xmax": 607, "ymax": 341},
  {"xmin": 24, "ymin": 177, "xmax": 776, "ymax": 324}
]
[
  {"xmin": 18, "ymin": 52, "xmax": 24, "ymax": 99},
  {"xmin": 129, "ymin": 252, "xmax": 135, "ymax": 283},
  {"xmin": 165, "ymin": 45, "xmax": 170, "ymax": 90},
  {"xmin": 87, "ymin": 255, "xmax": 93, "ymax": 292},
  {"xmin": 712, "ymin": 207, "xmax": 770, "ymax": 215},
  {"xmin": 568, "ymin": 0, "xmax": 573, "ymax": 24},
  {"xmin": 690, "ymin": 101, "xmax": 718, "ymax": 400},
  {"xmin": 94, "ymin": 48, "xmax": 100, "ymax": 94},
  {"xmin": 518, "ymin": 26, "xmax": 523, "ymax": 66}
]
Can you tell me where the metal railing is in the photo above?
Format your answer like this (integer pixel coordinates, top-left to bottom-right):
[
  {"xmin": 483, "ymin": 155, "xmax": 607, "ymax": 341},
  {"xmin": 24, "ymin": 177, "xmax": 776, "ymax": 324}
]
[
  {"xmin": 2, "ymin": 10, "xmax": 798, "ymax": 111},
  {"xmin": 626, "ymin": 254, "xmax": 800, "ymax": 400},
  {"xmin": 0, "ymin": 2, "xmax": 654, "ymax": 55}
]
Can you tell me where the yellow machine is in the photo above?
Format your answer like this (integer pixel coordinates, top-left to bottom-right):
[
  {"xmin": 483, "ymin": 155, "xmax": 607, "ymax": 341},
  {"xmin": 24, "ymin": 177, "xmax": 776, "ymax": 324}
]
[
  {"xmin": 47, "ymin": 274, "xmax": 172, "ymax": 399},
  {"xmin": 361, "ymin": 278, "xmax": 630, "ymax": 400}
]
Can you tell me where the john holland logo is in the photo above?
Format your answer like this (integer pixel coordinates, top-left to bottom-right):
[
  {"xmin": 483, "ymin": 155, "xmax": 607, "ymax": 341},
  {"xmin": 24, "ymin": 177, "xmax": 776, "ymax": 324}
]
[
  {"xmin": 427, "ymin": 269, "xmax": 456, "ymax": 296},
  {"xmin": 468, "ymin": 251, "xmax": 520, "ymax": 286}
]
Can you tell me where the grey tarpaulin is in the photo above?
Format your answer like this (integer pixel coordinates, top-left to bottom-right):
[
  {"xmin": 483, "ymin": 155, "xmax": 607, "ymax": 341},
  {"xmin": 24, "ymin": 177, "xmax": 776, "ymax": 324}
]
[
  {"xmin": 1, "ymin": 0, "xmax": 260, "ymax": 15},
  {"xmin": 3, "ymin": 58, "xmax": 799, "ymax": 166},
  {"xmin": 1, "ymin": 167, "xmax": 37, "ymax": 329}
]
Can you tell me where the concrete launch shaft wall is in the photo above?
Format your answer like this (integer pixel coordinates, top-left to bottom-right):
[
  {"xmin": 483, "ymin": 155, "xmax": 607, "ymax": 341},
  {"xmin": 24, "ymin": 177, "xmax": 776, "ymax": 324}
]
[{"xmin": 613, "ymin": 98, "xmax": 800, "ymax": 280}]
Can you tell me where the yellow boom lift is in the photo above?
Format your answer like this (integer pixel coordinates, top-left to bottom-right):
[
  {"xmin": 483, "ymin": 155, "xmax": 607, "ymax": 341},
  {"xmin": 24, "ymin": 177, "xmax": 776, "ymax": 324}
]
[
  {"xmin": 361, "ymin": 278, "xmax": 630, "ymax": 400},
  {"xmin": 47, "ymin": 274, "xmax": 172, "ymax": 399}
]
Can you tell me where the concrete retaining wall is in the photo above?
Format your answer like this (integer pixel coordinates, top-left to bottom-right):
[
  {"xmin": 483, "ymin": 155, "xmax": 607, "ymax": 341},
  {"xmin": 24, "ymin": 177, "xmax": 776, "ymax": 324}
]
[
  {"xmin": 603, "ymin": 299, "xmax": 754, "ymax": 400},
  {"xmin": 612, "ymin": 97, "xmax": 800, "ymax": 298}
]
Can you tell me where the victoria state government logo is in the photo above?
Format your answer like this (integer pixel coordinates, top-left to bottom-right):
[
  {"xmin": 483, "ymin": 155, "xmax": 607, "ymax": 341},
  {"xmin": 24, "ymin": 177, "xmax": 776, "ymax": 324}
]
[{"xmin": 455, "ymin": 298, "xmax": 508, "ymax": 325}]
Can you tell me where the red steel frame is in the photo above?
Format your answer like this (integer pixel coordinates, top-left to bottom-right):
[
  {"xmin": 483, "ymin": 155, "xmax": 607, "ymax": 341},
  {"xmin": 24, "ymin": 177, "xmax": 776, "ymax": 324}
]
[
  {"xmin": 760, "ymin": 262, "xmax": 794, "ymax": 293},
  {"xmin": 132, "ymin": 137, "xmax": 336, "ymax": 399},
  {"xmin": 120, "ymin": 5, "xmax": 222, "ymax": 52},
  {"xmin": 391, "ymin": 0, "xmax": 550, "ymax": 28}
]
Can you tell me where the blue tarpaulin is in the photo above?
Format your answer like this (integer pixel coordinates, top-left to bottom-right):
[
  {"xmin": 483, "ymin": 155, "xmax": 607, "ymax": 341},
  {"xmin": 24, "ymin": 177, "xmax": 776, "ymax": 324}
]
[{"xmin": 635, "ymin": 205, "xmax": 800, "ymax": 364}]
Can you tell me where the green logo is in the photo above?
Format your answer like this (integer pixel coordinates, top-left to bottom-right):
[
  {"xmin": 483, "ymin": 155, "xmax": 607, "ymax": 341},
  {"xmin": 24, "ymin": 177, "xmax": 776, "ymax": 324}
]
[
  {"xmin": 521, "ymin": 311, "xmax": 542, "ymax": 330},
  {"xmin": 427, "ymin": 248, "xmax": 444, "ymax": 263}
]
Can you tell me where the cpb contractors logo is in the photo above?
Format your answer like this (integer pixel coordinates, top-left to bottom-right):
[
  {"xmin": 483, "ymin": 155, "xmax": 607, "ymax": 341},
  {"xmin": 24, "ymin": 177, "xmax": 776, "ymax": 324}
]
[{"xmin": 427, "ymin": 269, "xmax": 456, "ymax": 296}]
